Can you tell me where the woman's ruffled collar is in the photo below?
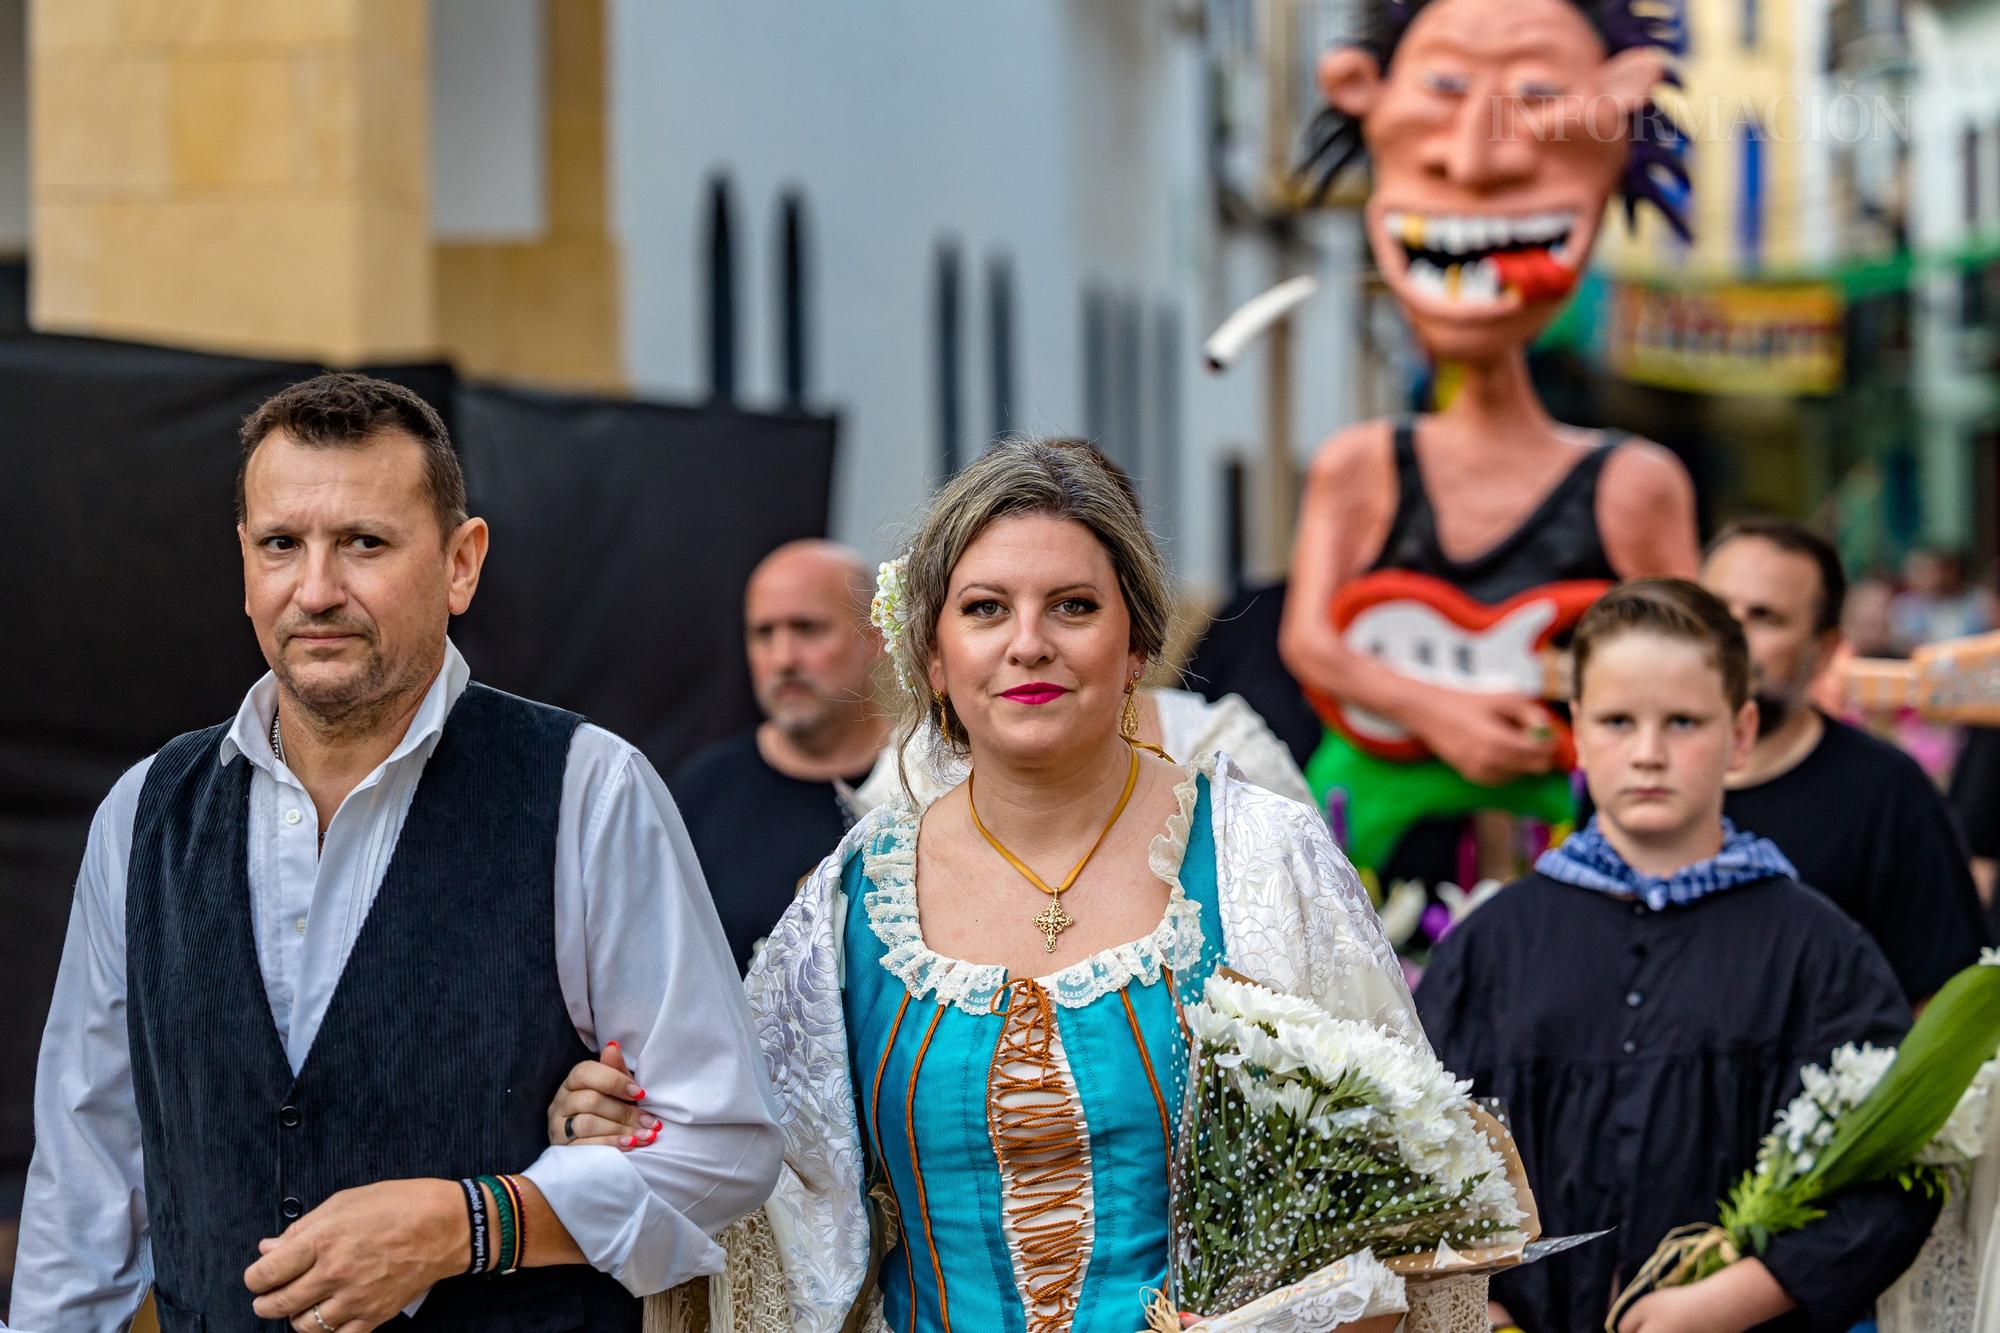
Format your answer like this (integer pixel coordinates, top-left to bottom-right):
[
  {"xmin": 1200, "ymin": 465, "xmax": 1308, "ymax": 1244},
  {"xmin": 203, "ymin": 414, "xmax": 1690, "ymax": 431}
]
[{"xmin": 861, "ymin": 755, "xmax": 1214, "ymax": 1015}]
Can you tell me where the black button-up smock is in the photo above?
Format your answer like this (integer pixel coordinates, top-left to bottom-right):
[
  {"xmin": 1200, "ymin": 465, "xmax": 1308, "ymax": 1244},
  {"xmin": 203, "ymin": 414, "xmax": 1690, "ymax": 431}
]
[{"xmin": 1417, "ymin": 871, "xmax": 1940, "ymax": 1332}]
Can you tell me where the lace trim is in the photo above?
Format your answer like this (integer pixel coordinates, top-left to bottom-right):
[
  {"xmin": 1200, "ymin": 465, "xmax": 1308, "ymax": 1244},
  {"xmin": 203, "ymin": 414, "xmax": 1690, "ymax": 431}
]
[{"xmin": 862, "ymin": 759, "xmax": 1211, "ymax": 1015}]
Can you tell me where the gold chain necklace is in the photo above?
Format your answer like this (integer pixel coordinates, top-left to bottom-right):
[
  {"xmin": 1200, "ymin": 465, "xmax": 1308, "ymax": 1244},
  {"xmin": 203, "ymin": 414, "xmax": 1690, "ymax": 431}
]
[{"xmin": 968, "ymin": 747, "xmax": 1141, "ymax": 953}]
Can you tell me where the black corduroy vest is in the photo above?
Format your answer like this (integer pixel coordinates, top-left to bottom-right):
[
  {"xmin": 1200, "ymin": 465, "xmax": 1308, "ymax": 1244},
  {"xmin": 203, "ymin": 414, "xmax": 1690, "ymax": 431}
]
[{"xmin": 126, "ymin": 683, "xmax": 641, "ymax": 1332}]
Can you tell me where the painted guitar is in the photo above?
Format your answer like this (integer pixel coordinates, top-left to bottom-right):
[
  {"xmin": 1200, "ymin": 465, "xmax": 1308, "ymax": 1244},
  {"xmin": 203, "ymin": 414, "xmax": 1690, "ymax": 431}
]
[
  {"xmin": 1300, "ymin": 571, "xmax": 1610, "ymax": 874},
  {"xmin": 1303, "ymin": 571, "xmax": 1609, "ymax": 768}
]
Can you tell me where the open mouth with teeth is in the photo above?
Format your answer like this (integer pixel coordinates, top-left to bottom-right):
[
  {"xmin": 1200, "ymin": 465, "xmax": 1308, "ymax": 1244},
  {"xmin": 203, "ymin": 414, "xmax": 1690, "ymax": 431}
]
[{"xmin": 1382, "ymin": 210, "xmax": 1584, "ymax": 306}]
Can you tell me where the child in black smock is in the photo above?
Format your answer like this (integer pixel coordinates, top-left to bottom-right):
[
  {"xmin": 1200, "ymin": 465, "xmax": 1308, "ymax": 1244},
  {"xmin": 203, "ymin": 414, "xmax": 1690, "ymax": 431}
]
[{"xmin": 1416, "ymin": 580, "xmax": 1938, "ymax": 1332}]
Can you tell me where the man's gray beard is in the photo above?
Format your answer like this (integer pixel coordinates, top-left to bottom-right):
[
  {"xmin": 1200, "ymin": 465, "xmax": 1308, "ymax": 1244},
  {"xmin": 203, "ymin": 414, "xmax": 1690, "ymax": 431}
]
[
  {"xmin": 767, "ymin": 700, "xmax": 835, "ymax": 742},
  {"xmin": 1754, "ymin": 692, "xmax": 1792, "ymax": 738}
]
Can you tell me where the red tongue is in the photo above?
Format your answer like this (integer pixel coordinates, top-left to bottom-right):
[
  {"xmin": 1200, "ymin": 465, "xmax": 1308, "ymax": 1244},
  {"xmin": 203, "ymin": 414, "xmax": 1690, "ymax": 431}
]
[{"xmin": 1490, "ymin": 249, "xmax": 1578, "ymax": 303}]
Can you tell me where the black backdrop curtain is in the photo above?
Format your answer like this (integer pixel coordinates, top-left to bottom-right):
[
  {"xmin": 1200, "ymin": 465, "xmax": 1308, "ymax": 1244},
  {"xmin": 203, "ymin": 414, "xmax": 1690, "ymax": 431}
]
[{"xmin": 0, "ymin": 333, "xmax": 836, "ymax": 1168}]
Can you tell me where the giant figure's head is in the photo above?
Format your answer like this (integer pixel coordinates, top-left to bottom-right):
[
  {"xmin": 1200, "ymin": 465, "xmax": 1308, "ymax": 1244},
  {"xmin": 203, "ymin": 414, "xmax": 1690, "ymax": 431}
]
[{"xmin": 1306, "ymin": 0, "xmax": 1688, "ymax": 362}]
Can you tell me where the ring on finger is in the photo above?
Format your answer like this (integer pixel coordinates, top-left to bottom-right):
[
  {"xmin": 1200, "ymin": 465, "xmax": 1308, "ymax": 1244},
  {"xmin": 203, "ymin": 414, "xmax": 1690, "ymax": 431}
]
[
  {"xmin": 310, "ymin": 1304, "xmax": 336, "ymax": 1333},
  {"xmin": 565, "ymin": 1113, "xmax": 577, "ymax": 1141}
]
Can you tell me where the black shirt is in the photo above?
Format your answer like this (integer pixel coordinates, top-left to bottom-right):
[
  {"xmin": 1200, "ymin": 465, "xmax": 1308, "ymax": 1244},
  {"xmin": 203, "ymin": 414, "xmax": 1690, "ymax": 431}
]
[
  {"xmin": 1417, "ymin": 872, "xmax": 1938, "ymax": 1332},
  {"xmin": 1948, "ymin": 726, "xmax": 2000, "ymax": 938},
  {"xmin": 1724, "ymin": 715, "xmax": 1989, "ymax": 1001},
  {"xmin": 669, "ymin": 730, "xmax": 870, "ymax": 974},
  {"xmin": 1366, "ymin": 418, "xmax": 1623, "ymax": 602}
]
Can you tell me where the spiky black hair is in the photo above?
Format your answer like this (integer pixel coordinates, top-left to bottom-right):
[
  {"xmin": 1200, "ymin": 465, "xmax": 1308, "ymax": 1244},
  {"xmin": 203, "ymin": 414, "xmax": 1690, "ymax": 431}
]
[{"xmin": 1298, "ymin": 0, "xmax": 1692, "ymax": 240}]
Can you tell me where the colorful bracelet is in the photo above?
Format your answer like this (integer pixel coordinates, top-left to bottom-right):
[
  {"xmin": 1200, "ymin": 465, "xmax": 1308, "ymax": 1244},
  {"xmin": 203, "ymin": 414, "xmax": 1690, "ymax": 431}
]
[
  {"xmin": 458, "ymin": 1177, "xmax": 489, "ymax": 1275},
  {"xmin": 477, "ymin": 1174, "xmax": 518, "ymax": 1273},
  {"xmin": 497, "ymin": 1173, "xmax": 528, "ymax": 1272}
]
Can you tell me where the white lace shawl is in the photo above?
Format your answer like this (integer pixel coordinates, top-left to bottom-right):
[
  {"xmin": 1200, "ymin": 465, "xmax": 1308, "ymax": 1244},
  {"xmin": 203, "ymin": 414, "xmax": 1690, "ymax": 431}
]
[{"xmin": 744, "ymin": 752, "xmax": 1422, "ymax": 1332}]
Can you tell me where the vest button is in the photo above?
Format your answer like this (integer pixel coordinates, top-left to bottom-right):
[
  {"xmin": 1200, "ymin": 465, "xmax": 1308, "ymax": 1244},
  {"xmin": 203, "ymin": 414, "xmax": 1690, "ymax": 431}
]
[
  {"xmin": 281, "ymin": 1196, "xmax": 303, "ymax": 1220},
  {"xmin": 279, "ymin": 1105, "xmax": 301, "ymax": 1128}
]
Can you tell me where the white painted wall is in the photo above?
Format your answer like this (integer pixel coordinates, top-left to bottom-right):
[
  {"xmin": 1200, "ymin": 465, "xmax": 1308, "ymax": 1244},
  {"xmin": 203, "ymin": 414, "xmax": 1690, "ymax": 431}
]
[
  {"xmin": 1909, "ymin": 0, "xmax": 2000, "ymax": 254},
  {"xmin": 1905, "ymin": 0, "xmax": 2000, "ymax": 547},
  {"xmin": 1794, "ymin": 0, "xmax": 1839, "ymax": 268},
  {"xmin": 431, "ymin": 0, "xmax": 546, "ymax": 241},
  {"xmin": 605, "ymin": 0, "xmax": 1367, "ymax": 592},
  {"xmin": 0, "ymin": 0, "xmax": 26, "ymax": 255}
]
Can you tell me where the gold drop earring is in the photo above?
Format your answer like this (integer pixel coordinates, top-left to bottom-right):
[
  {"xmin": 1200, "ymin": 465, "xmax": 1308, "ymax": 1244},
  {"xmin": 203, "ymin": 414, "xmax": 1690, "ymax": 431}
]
[{"xmin": 1123, "ymin": 669, "xmax": 1176, "ymax": 762}]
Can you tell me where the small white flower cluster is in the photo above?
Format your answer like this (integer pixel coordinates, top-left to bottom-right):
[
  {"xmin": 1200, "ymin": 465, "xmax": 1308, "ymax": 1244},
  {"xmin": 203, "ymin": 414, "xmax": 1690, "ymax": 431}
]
[
  {"xmin": 1761, "ymin": 1042, "xmax": 1998, "ymax": 1177},
  {"xmin": 1189, "ymin": 974, "xmax": 1526, "ymax": 1227},
  {"xmin": 869, "ymin": 554, "xmax": 917, "ymax": 694},
  {"xmin": 1983, "ymin": 946, "xmax": 2000, "ymax": 969}
]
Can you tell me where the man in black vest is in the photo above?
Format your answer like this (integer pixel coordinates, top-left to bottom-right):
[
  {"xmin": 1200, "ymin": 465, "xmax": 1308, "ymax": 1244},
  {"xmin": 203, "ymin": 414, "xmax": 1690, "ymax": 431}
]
[{"xmin": 13, "ymin": 374, "xmax": 781, "ymax": 1331}]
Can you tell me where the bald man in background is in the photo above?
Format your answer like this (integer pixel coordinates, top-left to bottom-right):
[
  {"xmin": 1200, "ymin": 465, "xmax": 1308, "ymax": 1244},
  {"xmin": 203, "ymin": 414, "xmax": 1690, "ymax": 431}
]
[{"xmin": 670, "ymin": 541, "xmax": 889, "ymax": 971}]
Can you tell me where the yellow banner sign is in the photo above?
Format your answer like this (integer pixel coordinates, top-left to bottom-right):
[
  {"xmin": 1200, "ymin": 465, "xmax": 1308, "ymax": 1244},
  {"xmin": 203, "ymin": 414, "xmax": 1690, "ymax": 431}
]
[{"xmin": 1605, "ymin": 280, "xmax": 1844, "ymax": 396}]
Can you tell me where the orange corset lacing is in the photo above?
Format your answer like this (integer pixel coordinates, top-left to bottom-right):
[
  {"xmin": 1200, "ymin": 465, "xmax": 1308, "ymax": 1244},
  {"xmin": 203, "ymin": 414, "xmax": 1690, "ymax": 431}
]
[{"xmin": 988, "ymin": 978, "xmax": 1093, "ymax": 1333}]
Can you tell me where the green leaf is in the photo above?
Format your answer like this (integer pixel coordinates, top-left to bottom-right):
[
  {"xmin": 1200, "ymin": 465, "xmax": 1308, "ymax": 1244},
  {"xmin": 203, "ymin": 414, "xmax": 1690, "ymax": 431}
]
[{"xmin": 1805, "ymin": 963, "xmax": 2000, "ymax": 1196}]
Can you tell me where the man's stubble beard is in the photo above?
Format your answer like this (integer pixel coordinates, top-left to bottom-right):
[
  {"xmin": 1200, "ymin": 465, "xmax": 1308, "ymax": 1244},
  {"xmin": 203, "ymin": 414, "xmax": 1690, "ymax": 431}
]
[{"xmin": 276, "ymin": 633, "xmax": 439, "ymax": 741}]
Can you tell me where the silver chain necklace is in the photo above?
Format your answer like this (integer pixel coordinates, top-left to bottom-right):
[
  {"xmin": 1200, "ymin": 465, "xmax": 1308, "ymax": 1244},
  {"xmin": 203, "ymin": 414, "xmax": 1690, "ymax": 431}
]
[{"xmin": 270, "ymin": 708, "xmax": 326, "ymax": 851}]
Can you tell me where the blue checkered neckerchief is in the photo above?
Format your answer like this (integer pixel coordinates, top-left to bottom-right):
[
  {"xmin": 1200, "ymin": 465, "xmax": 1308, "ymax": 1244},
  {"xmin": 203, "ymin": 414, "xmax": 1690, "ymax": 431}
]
[{"xmin": 1536, "ymin": 816, "xmax": 1797, "ymax": 912}]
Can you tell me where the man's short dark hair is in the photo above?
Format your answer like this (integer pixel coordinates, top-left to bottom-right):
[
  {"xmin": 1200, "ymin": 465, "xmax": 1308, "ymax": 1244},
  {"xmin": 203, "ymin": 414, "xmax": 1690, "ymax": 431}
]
[
  {"xmin": 1707, "ymin": 517, "xmax": 1847, "ymax": 635},
  {"xmin": 236, "ymin": 372, "xmax": 468, "ymax": 542}
]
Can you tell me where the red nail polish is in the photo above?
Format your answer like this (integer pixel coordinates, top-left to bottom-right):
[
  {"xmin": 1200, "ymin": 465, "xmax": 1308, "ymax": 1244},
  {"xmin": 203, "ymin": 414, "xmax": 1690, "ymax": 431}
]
[
  {"xmin": 633, "ymin": 1087, "xmax": 647, "ymax": 1100},
  {"xmin": 623, "ymin": 1135, "xmax": 636, "ymax": 1148},
  {"xmin": 605, "ymin": 1040, "xmax": 618, "ymax": 1050}
]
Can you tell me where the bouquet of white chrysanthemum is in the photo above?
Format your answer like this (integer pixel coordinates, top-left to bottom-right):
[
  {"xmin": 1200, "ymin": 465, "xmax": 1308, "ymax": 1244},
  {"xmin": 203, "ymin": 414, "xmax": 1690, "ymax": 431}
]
[
  {"xmin": 1145, "ymin": 973, "xmax": 1531, "ymax": 1329},
  {"xmin": 1609, "ymin": 951, "xmax": 2000, "ymax": 1330}
]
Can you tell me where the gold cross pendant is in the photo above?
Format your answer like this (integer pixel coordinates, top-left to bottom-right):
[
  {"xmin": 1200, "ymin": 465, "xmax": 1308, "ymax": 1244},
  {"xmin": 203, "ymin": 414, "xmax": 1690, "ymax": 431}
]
[{"xmin": 1033, "ymin": 898, "xmax": 1074, "ymax": 953}]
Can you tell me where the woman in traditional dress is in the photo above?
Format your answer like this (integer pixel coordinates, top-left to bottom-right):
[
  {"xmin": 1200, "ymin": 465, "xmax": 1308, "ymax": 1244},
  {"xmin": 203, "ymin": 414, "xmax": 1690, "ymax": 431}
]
[{"xmin": 551, "ymin": 439, "xmax": 1455, "ymax": 1332}]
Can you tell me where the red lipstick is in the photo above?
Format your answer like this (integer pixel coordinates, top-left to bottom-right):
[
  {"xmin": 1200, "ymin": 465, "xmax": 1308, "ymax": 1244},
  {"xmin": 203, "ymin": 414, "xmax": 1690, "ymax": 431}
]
[{"xmin": 1000, "ymin": 682, "xmax": 1069, "ymax": 705}]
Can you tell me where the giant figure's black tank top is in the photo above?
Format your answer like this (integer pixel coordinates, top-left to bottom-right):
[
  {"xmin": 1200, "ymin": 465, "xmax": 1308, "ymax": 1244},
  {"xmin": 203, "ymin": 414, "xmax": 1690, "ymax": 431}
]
[{"xmin": 1367, "ymin": 418, "xmax": 1624, "ymax": 602}]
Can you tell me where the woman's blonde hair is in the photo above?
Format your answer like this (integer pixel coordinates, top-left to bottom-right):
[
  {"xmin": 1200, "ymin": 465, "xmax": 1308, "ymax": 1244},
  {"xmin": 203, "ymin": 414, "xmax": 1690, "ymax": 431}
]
[{"xmin": 892, "ymin": 437, "xmax": 1175, "ymax": 780}]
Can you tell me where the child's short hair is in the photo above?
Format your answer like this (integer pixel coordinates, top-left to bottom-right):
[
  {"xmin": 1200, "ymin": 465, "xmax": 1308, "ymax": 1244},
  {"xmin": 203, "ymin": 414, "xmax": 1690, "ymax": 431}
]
[{"xmin": 1571, "ymin": 578, "xmax": 1751, "ymax": 710}]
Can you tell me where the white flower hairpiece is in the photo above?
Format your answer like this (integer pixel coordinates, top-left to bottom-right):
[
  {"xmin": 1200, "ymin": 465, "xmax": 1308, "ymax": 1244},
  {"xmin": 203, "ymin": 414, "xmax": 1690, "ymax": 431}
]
[{"xmin": 870, "ymin": 553, "xmax": 917, "ymax": 693}]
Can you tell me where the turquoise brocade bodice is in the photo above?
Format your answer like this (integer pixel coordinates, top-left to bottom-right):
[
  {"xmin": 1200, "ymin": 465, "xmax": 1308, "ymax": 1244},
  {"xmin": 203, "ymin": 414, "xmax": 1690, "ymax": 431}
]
[{"xmin": 842, "ymin": 776, "xmax": 1225, "ymax": 1333}]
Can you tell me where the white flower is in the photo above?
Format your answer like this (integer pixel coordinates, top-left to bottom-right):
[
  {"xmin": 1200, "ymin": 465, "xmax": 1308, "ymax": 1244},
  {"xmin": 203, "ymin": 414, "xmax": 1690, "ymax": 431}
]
[
  {"xmin": 1922, "ymin": 1058, "xmax": 2000, "ymax": 1166},
  {"xmin": 1762, "ymin": 1044, "xmax": 1999, "ymax": 1176},
  {"xmin": 1983, "ymin": 946, "xmax": 2000, "ymax": 968},
  {"xmin": 1203, "ymin": 974, "xmax": 1331, "ymax": 1031},
  {"xmin": 1179, "ymin": 970, "xmax": 1528, "ymax": 1276},
  {"xmin": 869, "ymin": 554, "xmax": 917, "ymax": 693}
]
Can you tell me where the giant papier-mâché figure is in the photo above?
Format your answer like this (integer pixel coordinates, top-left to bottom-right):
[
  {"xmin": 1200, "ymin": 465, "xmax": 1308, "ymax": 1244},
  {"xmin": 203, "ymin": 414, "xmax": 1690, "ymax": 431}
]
[{"xmin": 1279, "ymin": 0, "xmax": 1703, "ymax": 874}]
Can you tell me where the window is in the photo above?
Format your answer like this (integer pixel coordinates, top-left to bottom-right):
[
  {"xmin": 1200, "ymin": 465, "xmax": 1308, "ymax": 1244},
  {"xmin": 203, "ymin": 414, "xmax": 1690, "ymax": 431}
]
[
  {"xmin": 1738, "ymin": 122, "xmax": 1764, "ymax": 267},
  {"xmin": 704, "ymin": 175, "xmax": 738, "ymax": 403},
  {"xmin": 1114, "ymin": 296, "xmax": 1143, "ymax": 477},
  {"xmin": 933, "ymin": 240, "xmax": 963, "ymax": 476},
  {"xmin": 987, "ymin": 254, "xmax": 1016, "ymax": 442},
  {"xmin": 1082, "ymin": 286, "xmax": 1110, "ymax": 446},
  {"xmin": 776, "ymin": 191, "xmax": 809, "ymax": 408},
  {"xmin": 1967, "ymin": 124, "xmax": 1984, "ymax": 230},
  {"xmin": 1152, "ymin": 304, "xmax": 1184, "ymax": 535}
]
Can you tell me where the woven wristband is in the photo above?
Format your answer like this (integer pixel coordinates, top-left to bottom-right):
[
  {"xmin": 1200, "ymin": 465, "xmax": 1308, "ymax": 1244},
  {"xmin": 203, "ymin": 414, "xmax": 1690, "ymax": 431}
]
[
  {"xmin": 499, "ymin": 1174, "xmax": 528, "ymax": 1273},
  {"xmin": 459, "ymin": 1177, "xmax": 489, "ymax": 1275},
  {"xmin": 477, "ymin": 1174, "xmax": 517, "ymax": 1274}
]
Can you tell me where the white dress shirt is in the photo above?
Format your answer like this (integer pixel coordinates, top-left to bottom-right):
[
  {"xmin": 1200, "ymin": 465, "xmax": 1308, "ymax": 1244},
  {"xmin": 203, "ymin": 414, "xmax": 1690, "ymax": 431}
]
[{"xmin": 13, "ymin": 641, "xmax": 782, "ymax": 1331}]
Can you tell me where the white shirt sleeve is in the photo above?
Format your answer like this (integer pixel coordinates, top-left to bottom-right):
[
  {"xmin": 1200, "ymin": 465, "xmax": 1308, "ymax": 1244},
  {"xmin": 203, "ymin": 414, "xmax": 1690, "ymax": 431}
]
[
  {"xmin": 522, "ymin": 725, "xmax": 783, "ymax": 1295},
  {"xmin": 12, "ymin": 760, "xmax": 155, "ymax": 1333}
]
